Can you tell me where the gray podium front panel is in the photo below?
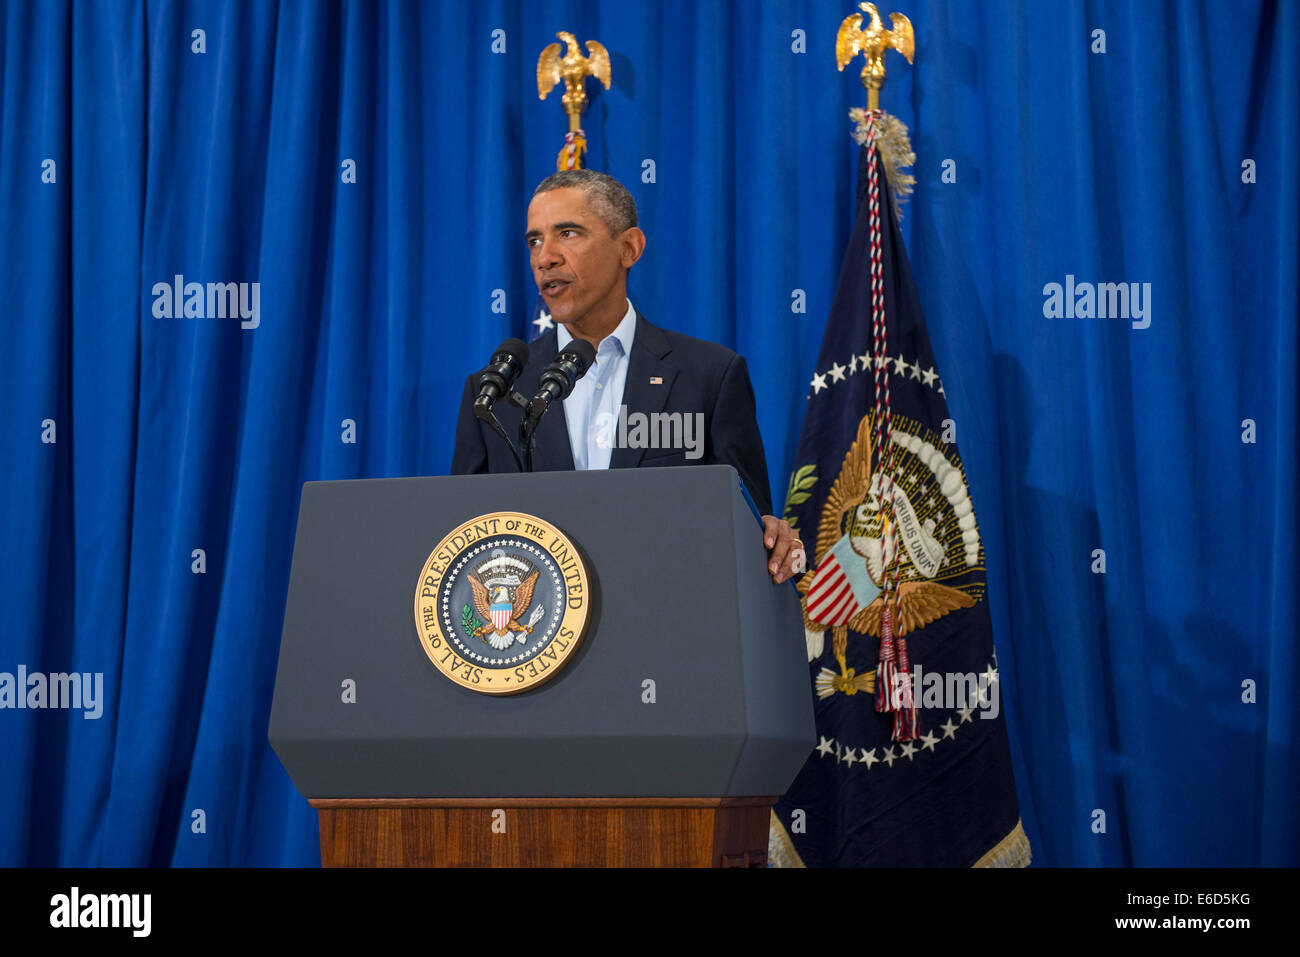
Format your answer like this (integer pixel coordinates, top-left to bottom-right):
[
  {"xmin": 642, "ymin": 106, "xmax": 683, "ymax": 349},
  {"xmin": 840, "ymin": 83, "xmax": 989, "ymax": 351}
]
[{"xmin": 269, "ymin": 465, "xmax": 815, "ymax": 798}]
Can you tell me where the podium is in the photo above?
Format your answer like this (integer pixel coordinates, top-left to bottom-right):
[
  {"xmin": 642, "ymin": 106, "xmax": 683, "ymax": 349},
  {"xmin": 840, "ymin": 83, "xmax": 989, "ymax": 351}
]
[{"xmin": 269, "ymin": 465, "xmax": 815, "ymax": 867}]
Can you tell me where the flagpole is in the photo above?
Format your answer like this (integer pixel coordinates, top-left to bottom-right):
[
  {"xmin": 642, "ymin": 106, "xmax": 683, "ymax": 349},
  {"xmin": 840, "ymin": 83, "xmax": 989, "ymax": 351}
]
[
  {"xmin": 537, "ymin": 31, "xmax": 611, "ymax": 170},
  {"xmin": 836, "ymin": 3, "xmax": 920, "ymax": 740},
  {"xmin": 771, "ymin": 6, "xmax": 1029, "ymax": 867},
  {"xmin": 836, "ymin": 2, "xmax": 914, "ymax": 111},
  {"xmin": 525, "ymin": 33, "xmax": 616, "ymax": 345}
]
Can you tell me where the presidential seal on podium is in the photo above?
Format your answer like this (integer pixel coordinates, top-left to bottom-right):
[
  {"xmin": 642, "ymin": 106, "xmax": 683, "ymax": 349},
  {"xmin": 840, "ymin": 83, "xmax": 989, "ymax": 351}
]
[{"xmin": 414, "ymin": 511, "xmax": 591, "ymax": 694}]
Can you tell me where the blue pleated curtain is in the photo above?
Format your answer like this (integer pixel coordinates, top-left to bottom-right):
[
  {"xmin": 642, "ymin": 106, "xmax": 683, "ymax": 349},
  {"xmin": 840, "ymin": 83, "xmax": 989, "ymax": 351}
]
[{"xmin": 0, "ymin": 0, "xmax": 1294, "ymax": 865}]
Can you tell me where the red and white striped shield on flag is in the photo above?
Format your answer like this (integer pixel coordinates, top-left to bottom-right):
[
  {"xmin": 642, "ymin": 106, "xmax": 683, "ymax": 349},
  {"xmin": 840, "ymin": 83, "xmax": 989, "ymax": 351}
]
[{"xmin": 804, "ymin": 551, "xmax": 861, "ymax": 628}]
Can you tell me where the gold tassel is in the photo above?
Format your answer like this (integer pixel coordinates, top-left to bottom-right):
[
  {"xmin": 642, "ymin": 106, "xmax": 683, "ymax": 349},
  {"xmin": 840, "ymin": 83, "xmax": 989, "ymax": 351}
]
[
  {"xmin": 849, "ymin": 108, "xmax": 916, "ymax": 220},
  {"xmin": 557, "ymin": 130, "xmax": 587, "ymax": 170}
]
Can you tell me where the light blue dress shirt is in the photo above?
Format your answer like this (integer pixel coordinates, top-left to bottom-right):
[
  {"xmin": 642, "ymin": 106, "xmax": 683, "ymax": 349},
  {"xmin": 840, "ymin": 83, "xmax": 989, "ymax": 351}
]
[{"xmin": 556, "ymin": 298, "xmax": 636, "ymax": 470}]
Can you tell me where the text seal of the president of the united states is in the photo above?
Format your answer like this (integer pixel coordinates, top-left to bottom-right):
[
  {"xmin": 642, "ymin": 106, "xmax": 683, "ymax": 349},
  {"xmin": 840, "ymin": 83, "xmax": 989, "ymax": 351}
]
[{"xmin": 414, "ymin": 511, "xmax": 591, "ymax": 694}]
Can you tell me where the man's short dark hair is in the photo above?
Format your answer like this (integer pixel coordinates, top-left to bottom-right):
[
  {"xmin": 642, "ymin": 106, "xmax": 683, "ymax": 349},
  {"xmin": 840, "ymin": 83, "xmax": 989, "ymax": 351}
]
[{"xmin": 533, "ymin": 169, "xmax": 638, "ymax": 237}]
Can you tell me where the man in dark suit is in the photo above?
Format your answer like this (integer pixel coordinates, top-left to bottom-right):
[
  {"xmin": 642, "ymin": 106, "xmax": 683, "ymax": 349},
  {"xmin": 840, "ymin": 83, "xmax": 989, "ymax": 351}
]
[{"xmin": 451, "ymin": 170, "xmax": 804, "ymax": 585}]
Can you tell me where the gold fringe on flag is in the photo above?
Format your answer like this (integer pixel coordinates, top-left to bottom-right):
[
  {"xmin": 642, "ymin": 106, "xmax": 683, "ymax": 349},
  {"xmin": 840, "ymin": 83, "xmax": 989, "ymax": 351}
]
[
  {"xmin": 767, "ymin": 810, "xmax": 806, "ymax": 868},
  {"xmin": 767, "ymin": 813, "xmax": 1033, "ymax": 867},
  {"xmin": 849, "ymin": 107, "xmax": 916, "ymax": 219},
  {"xmin": 972, "ymin": 818, "xmax": 1033, "ymax": 868}
]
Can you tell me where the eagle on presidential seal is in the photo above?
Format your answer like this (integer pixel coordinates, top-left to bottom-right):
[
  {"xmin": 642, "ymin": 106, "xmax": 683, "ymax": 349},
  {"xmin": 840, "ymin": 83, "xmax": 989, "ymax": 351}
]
[
  {"xmin": 794, "ymin": 414, "xmax": 984, "ymax": 698},
  {"xmin": 467, "ymin": 552, "xmax": 547, "ymax": 651}
]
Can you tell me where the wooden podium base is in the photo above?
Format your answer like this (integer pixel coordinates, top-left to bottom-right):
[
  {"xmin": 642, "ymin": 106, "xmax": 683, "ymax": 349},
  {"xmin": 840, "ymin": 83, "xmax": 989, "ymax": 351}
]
[{"xmin": 309, "ymin": 797, "xmax": 775, "ymax": 867}]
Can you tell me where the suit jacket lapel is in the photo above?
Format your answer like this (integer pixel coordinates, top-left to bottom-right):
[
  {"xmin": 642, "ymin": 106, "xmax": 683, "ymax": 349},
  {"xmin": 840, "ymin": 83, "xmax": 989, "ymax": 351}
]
[{"xmin": 610, "ymin": 311, "xmax": 678, "ymax": 469}]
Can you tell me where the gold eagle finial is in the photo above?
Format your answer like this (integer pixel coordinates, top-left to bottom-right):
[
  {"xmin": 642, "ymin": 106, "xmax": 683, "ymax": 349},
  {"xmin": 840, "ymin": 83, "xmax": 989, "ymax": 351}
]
[
  {"xmin": 836, "ymin": 3, "xmax": 914, "ymax": 110},
  {"xmin": 537, "ymin": 31, "xmax": 612, "ymax": 132}
]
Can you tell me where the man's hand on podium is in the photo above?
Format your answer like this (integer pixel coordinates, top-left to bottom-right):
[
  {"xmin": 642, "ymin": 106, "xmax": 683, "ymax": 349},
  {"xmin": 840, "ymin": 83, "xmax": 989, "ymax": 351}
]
[{"xmin": 762, "ymin": 515, "xmax": 806, "ymax": 585}]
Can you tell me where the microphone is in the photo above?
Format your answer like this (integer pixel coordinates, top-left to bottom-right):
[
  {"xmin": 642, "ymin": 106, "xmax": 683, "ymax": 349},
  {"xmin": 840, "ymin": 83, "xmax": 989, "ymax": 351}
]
[
  {"xmin": 526, "ymin": 339, "xmax": 597, "ymax": 422},
  {"xmin": 473, "ymin": 338, "xmax": 530, "ymax": 413},
  {"xmin": 520, "ymin": 339, "xmax": 597, "ymax": 472},
  {"xmin": 472, "ymin": 338, "xmax": 530, "ymax": 473}
]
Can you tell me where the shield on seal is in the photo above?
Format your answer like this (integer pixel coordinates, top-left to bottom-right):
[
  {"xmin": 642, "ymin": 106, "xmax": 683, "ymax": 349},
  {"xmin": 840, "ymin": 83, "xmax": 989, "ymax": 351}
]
[{"xmin": 490, "ymin": 599, "xmax": 512, "ymax": 633}]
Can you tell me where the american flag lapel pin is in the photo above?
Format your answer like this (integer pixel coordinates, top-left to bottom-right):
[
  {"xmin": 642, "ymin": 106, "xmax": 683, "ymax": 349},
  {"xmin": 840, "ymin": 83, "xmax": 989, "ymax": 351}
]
[{"xmin": 649, "ymin": 376, "xmax": 663, "ymax": 385}]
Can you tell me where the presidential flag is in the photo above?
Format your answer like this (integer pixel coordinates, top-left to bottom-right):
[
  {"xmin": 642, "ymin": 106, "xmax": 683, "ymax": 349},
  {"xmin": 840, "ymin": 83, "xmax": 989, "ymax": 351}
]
[
  {"xmin": 528, "ymin": 296, "xmax": 555, "ymax": 342},
  {"xmin": 769, "ymin": 111, "xmax": 1029, "ymax": 867}
]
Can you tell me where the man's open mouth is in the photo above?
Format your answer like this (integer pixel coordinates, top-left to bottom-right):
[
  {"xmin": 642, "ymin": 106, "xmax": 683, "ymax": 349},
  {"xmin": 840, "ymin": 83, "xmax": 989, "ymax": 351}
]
[{"xmin": 543, "ymin": 279, "xmax": 570, "ymax": 295}]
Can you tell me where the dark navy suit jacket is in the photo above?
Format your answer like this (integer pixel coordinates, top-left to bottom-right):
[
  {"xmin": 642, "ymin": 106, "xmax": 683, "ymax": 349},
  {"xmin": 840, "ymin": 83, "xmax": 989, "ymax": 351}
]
[{"xmin": 450, "ymin": 310, "xmax": 774, "ymax": 517}]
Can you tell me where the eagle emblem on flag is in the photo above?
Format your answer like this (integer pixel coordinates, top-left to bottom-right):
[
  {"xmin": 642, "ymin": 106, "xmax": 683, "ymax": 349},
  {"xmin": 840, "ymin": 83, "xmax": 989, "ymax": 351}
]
[{"xmin": 796, "ymin": 412, "xmax": 981, "ymax": 698}]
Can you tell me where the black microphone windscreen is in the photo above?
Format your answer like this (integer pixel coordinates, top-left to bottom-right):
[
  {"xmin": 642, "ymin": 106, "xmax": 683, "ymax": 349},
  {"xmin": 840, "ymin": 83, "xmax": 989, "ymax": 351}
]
[
  {"xmin": 495, "ymin": 337, "xmax": 530, "ymax": 366},
  {"xmin": 565, "ymin": 338, "xmax": 596, "ymax": 373}
]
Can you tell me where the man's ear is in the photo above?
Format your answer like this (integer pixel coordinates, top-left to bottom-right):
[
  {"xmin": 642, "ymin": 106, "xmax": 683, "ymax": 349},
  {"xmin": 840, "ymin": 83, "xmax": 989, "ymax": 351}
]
[{"xmin": 620, "ymin": 227, "xmax": 646, "ymax": 268}]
